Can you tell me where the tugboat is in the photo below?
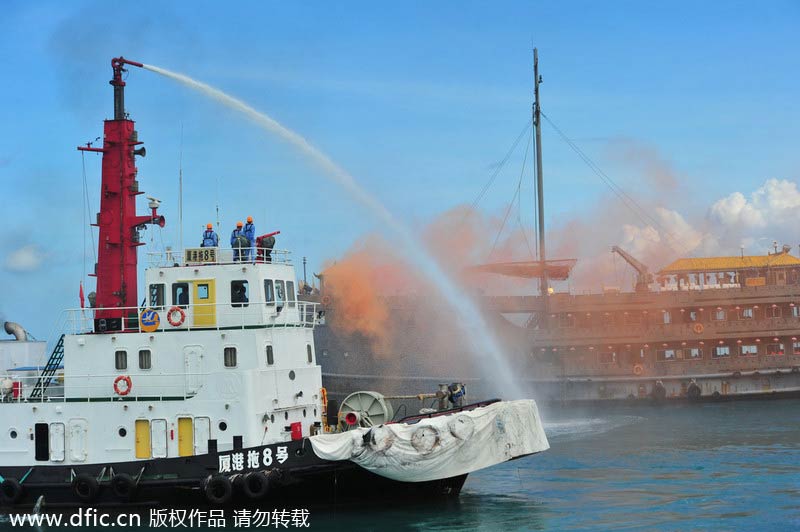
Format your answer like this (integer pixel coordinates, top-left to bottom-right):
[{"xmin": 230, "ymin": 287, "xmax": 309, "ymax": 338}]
[{"xmin": 0, "ymin": 57, "xmax": 548, "ymax": 509}]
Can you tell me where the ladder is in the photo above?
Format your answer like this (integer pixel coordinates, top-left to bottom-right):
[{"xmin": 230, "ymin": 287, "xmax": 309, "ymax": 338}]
[{"xmin": 29, "ymin": 334, "xmax": 65, "ymax": 399}]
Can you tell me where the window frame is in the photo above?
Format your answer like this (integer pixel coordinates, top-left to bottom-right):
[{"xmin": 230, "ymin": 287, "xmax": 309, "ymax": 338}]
[
  {"xmin": 712, "ymin": 345, "xmax": 731, "ymax": 358},
  {"xmin": 231, "ymin": 280, "xmax": 250, "ymax": 308},
  {"xmin": 172, "ymin": 282, "xmax": 190, "ymax": 308},
  {"xmin": 264, "ymin": 280, "xmax": 275, "ymax": 306},
  {"xmin": 223, "ymin": 346, "xmax": 237, "ymax": 368},
  {"xmin": 149, "ymin": 284, "xmax": 165, "ymax": 309},
  {"xmin": 138, "ymin": 349, "xmax": 152, "ymax": 370},
  {"xmin": 739, "ymin": 344, "xmax": 758, "ymax": 356},
  {"xmin": 114, "ymin": 350, "xmax": 128, "ymax": 370}
]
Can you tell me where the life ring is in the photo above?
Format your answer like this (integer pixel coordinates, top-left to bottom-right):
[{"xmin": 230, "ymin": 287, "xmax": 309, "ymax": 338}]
[
  {"xmin": 203, "ymin": 475, "xmax": 233, "ymax": 505},
  {"xmin": 113, "ymin": 375, "xmax": 132, "ymax": 396},
  {"xmin": 321, "ymin": 295, "xmax": 331, "ymax": 306},
  {"xmin": 241, "ymin": 471, "xmax": 270, "ymax": 499},
  {"xmin": 0, "ymin": 478, "xmax": 24, "ymax": 505},
  {"xmin": 167, "ymin": 306, "xmax": 186, "ymax": 327},
  {"xmin": 633, "ymin": 364, "xmax": 644, "ymax": 376},
  {"xmin": 110, "ymin": 473, "xmax": 137, "ymax": 501},
  {"xmin": 72, "ymin": 473, "xmax": 100, "ymax": 502},
  {"xmin": 692, "ymin": 323, "xmax": 704, "ymax": 334}
]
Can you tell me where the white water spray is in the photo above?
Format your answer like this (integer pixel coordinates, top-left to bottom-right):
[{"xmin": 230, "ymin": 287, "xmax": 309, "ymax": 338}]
[{"xmin": 143, "ymin": 64, "xmax": 526, "ymax": 399}]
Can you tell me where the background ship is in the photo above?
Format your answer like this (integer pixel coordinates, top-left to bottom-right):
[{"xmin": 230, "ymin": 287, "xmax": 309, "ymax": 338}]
[{"xmin": 311, "ymin": 51, "xmax": 800, "ymax": 404}]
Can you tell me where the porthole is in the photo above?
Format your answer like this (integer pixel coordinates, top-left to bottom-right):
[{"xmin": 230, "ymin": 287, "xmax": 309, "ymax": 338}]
[
  {"xmin": 118, "ymin": 427, "xmax": 127, "ymax": 437},
  {"xmin": 219, "ymin": 421, "xmax": 228, "ymax": 432},
  {"xmin": 288, "ymin": 370, "xmax": 296, "ymax": 381},
  {"xmin": 9, "ymin": 429, "xmax": 17, "ymax": 439}
]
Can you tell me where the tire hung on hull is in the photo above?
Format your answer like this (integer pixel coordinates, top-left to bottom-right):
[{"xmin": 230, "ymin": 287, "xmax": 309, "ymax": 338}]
[
  {"xmin": 0, "ymin": 478, "xmax": 24, "ymax": 505},
  {"xmin": 203, "ymin": 475, "xmax": 233, "ymax": 505},
  {"xmin": 242, "ymin": 471, "xmax": 270, "ymax": 500},
  {"xmin": 110, "ymin": 473, "xmax": 137, "ymax": 502},
  {"xmin": 72, "ymin": 473, "xmax": 100, "ymax": 502}
]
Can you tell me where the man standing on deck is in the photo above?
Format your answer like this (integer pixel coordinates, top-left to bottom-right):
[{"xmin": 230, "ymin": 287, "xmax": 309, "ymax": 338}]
[
  {"xmin": 230, "ymin": 221, "xmax": 245, "ymax": 262},
  {"xmin": 243, "ymin": 216, "xmax": 256, "ymax": 261},
  {"xmin": 201, "ymin": 224, "xmax": 218, "ymax": 247}
]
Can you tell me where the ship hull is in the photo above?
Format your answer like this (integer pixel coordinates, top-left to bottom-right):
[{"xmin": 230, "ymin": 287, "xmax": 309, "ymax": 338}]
[{"xmin": 0, "ymin": 437, "xmax": 467, "ymax": 510}]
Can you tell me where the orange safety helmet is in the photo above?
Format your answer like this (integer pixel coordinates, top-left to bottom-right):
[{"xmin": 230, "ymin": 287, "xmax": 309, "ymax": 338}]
[
  {"xmin": 247, "ymin": 216, "xmax": 253, "ymax": 223},
  {"xmin": 236, "ymin": 221, "xmax": 243, "ymax": 228},
  {"xmin": 206, "ymin": 223, "xmax": 213, "ymax": 230}
]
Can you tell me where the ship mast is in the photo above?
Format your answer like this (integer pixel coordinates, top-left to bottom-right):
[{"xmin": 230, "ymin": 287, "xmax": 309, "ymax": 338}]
[
  {"xmin": 533, "ymin": 48, "xmax": 549, "ymax": 323},
  {"xmin": 78, "ymin": 57, "xmax": 165, "ymax": 332}
]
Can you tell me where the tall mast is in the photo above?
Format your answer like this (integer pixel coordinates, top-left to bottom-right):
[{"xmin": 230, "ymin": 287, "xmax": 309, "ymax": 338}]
[
  {"xmin": 78, "ymin": 57, "xmax": 165, "ymax": 332},
  {"xmin": 533, "ymin": 48, "xmax": 549, "ymax": 317}
]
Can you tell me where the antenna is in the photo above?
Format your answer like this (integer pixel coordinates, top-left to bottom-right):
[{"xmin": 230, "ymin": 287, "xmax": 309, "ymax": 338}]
[{"xmin": 178, "ymin": 122, "xmax": 184, "ymax": 251}]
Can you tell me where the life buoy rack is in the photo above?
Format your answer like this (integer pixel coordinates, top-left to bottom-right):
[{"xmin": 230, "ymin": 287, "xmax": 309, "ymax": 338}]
[
  {"xmin": 113, "ymin": 375, "xmax": 132, "ymax": 396},
  {"xmin": 633, "ymin": 364, "xmax": 644, "ymax": 376},
  {"xmin": 167, "ymin": 306, "xmax": 186, "ymax": 327},
  {"xmin": 692, "ymin": 323, "xmax": 704, "ymax": 334}
]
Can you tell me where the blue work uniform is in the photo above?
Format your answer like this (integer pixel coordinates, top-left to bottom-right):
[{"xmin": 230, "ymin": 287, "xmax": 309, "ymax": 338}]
[
  {"xmin": 201, "ymin": 230, "xmax": 218, "ymax": 247},
  {"xmin": 243, "ymin": 222, "xmax": 256, "ymax": 261},
  {"xmin": 230, "ymin": 227, "xmax": 244, "ymax": 261}
]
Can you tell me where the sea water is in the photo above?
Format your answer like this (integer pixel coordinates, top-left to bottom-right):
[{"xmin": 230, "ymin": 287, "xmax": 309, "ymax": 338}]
[{"xmin": 142, "ymin": 64, "xmax": 525, "ymax": 399}]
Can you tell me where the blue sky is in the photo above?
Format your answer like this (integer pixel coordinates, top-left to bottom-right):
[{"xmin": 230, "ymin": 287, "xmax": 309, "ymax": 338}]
[{"xmin": 1, "ymin": 1, "xmax": 799, "ymax": 338}]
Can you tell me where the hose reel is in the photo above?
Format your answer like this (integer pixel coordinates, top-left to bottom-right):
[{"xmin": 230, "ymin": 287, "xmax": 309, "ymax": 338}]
[{"xmin": 338, "ymin": 391, "xmax": 394, "ymax": 430}]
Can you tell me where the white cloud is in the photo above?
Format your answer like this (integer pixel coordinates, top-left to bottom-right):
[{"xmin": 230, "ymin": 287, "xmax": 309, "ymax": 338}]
[
  {"xmin": 709, "ymin": 179, "xmax": 800, "ymax": 229},
  {"xmin": 4, "ymin": 245, "xmax": 44, "ymax": 273}
]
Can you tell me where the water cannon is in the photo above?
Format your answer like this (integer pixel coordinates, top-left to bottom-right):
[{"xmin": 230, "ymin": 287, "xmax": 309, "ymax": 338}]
[{"xmin": 110, "ymin": 56, "xmax": 144, "ymax": 120}]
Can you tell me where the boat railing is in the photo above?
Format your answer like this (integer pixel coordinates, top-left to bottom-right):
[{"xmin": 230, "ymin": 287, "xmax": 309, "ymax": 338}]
[
  {"xmin": 0, "ymin": 370, "xmax": 213, "ymax": 404},
  {"xmin": 60, "ymin": 300, "xmax": 321, "ymax": 336},
  {"xmin": 145, "ymin": 247, "xmax": 292, "ymax": 268}
]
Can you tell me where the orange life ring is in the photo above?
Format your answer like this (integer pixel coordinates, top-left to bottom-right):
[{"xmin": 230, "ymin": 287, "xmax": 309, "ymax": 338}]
[
  {"xmin": 633, "ymin": 364, "xmax": 644, "ymax": 376},
  {"xmin": 167, "ymin": 306, "xmax": 186, "ymax": 327},
  {"xmin": 693, "ymin": 323, "xmax": 704, "ymax": 334},
  {"xmin": 321, "ymin": 295, "xmax": 331, "ymax": 306},
  {"xmin": 113, "ymin": 375, "xmax": 132, "ymax": 396}
]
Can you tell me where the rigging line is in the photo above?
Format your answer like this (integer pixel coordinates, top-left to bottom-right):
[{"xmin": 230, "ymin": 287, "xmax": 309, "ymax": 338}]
[
  {"xmin": 81, "ymin": 151, "xmax": 97, "ymax": 264},
  {"xmin": 517, "ymin": 130, "xmax": 537, "ymax": 261},
  {"xmin": 488, "ymin": 128, "xmax": 533, "ymax": 261},
  {"xmin": 455, "ymin": 120, "xmax": 532, "ymax": 233},
  {"xmin": 541, "ymin": 112, "xmax": 690, "ymax": 255}
]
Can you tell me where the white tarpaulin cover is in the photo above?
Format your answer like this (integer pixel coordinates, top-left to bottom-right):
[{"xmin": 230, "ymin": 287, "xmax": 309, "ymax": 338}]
[{"xmin": 309, "ymin": 399, "xmax": 549, "ymax": 482}]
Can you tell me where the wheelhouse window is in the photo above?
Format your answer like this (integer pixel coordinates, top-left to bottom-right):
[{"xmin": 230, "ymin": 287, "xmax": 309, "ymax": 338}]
[
  {"xmin": 740, "ymin": 344, "xmax": 758, "ymax": 356},
  {"xmin": 766, "ymin": 343, "xmax": 784, "ymax": 356},
  {"xmin": 712, "ymin": 346, "xmax": 730, "ymax": 358},
  {"xmin": 139, "ymin": 349, "xmax": 152, "ymax": 369},
  {"xmin": 172, "ymin": 283, "xmax": 190, "ymax": 308},
  {"xmin": 224, "ymin": 347, "xmax": 237, "ymax": 368},
  {"xmin": 266, "ymin": 345, "xmax": 274, "ymax": 366},
  {"xmin": 656, "ymin": 349, "xmax": 678, "ymax": 361},
  {"xmin": 115, "ymin": 350, "xmax": 127, "ymax": 370},
  {"xmin": 287, "ymin": 281, "xmax": 296, "ymax": 308},
  {"xmin": 231, "ymin": 280, "xmax": 249, "ymax": 308},
  {"xmin": 149, "ymin": 284, "xmax": 165, "ymax": 309},
  {"xmin": 264, "ymin": 280, "xmax": 275, "ymax": 306},
  {"xmin": 687, "ymin": 347, "xmax": 702, "ymax": 359}
]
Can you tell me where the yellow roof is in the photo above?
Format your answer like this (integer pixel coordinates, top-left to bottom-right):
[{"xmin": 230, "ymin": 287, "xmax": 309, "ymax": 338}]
[{"xmin": 660, "ymin": 253, "xmax": 800, "ymax": 274}]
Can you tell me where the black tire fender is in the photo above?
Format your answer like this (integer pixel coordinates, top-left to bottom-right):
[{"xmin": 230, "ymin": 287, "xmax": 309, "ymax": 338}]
[
  {"xmin": 110, "ymin": 473, "xmax": 137, "ymax": 501},
  {"xmin": 242, "ymin": 471, "xmax": 270, "ymax": 500},
  {"xmin": 72, "ymin": 473, "xmax": 100, "ymax": 502},
  {"xmin": 203, "ymin": 475, "xmax": 233, "ymax": 505},
  {"xmin": 0, "ymin": 478, "xmax": 24, "ymax": 505}
]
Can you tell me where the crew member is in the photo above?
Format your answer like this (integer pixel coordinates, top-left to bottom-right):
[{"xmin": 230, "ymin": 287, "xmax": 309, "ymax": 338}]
[
  {"xmin": 243, "ymin": 216, "xmax": 256, "ymax": 261},
  {"xmin": 201, "ymin": 223, "xmax": 218, "ymax": 247},
  {"xmin": 230, "ymin": 221, "xmax": 245, "ymax": 262}
]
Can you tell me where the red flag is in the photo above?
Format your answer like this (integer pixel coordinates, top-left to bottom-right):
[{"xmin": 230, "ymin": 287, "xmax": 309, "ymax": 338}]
[{"xmin": 79, "ymin": 281, "xmax": 85, "ymax": 309}]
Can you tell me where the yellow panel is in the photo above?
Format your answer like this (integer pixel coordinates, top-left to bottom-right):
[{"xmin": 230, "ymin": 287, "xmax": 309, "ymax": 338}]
[
  {"xmin": 178, "ymin": 417, "xmax": 194, "ymax": 457},
  {"xmin": 745, "ymin": 277, "xmax": 766, "ymax": 287},
  {"xmin": 192, "ymin": 280, "xmax": 216, "ymax": 327},
  {"xmin": 135, "ymin": 420, "xmax": 151, "ymax": 459}
]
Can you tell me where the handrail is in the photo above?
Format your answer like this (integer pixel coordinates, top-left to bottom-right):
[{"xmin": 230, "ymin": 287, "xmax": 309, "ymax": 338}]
[{"xmin": 145, "ymin": 246, "xmax": 292, "ymax": 268}]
